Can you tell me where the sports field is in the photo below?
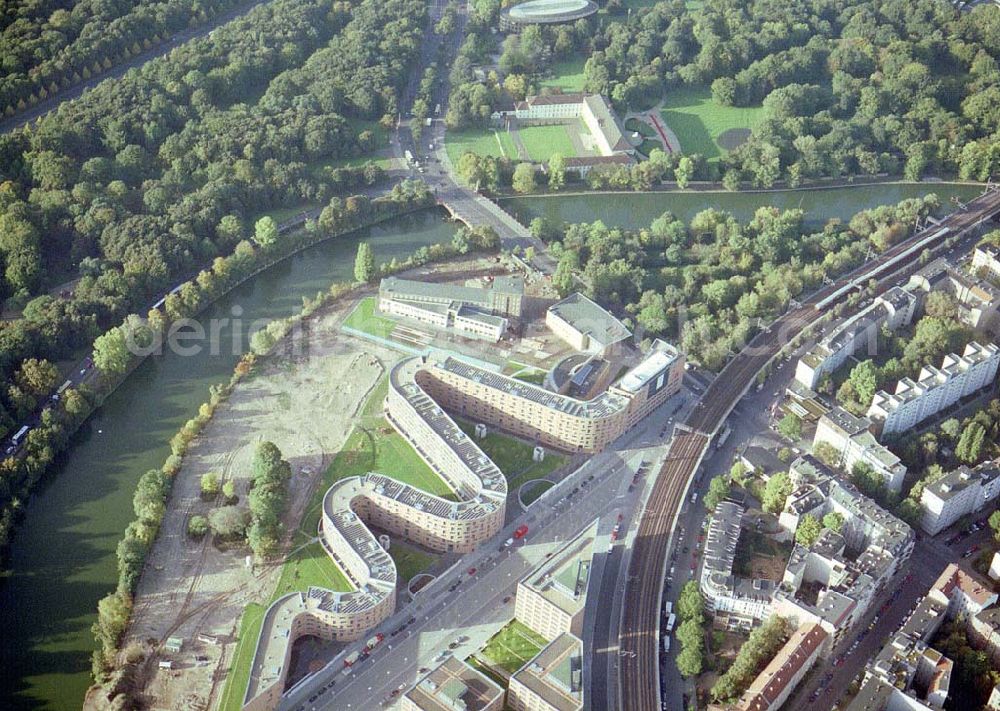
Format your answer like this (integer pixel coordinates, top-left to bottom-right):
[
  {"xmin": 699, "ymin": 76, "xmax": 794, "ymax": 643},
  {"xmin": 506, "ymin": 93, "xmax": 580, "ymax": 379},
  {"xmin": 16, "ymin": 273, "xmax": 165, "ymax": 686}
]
[
  {"xmin": 541, "ymin": 57, "xmax": 587, "ymax": 93},
  {"xmin": 445, "ymin": 127, "xmax": 517, "ymax": 163},
  {"xmin": 660, "ymin": 85, "xmax": 764, "ymax": 160},
  {"xmin": 519, "ymin": 124, "xmax": 579, "ymax": 162},
  {"xmin": 480, "ymin": 620, "xmax": 549, "ymax": 674}
]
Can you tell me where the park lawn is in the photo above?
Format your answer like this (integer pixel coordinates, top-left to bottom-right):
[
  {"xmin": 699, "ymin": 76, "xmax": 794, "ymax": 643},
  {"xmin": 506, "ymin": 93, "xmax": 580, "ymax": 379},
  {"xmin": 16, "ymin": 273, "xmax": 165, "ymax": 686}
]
[
  {"xmin": 541, "ymin": 57, "xmax": 587, "ymax": 93},
  {"xmin": 480, "ymin": 620, "xmax": 548, "ymax": 674},
  {"xmin": 445, "ymin": 128, "xmax": 517, "ymax": 164},
  {"xmin": 519, "ymin": 124, "xmax": 579, "ymax": 162},
  {"xmin": 456, "ymin": 419, "xmax": 537, "ymax": 476},
  {"xmin": 343, "ymin": 297, "xmax": 396, "ymax": 339},
  {"xmin": 624, "ymin": 116, "xmax": 657, "ymax": 137},
  {"xmin": 660, "ymin": 84, "xmax": 764, "ymax": 161},
  {"xmin": 388, "ymin": 540, "xmax": 437, "ymax": 582},
  {"xmin": 218, "ymin": 603, "xmax": 266, "ymax": 711}
]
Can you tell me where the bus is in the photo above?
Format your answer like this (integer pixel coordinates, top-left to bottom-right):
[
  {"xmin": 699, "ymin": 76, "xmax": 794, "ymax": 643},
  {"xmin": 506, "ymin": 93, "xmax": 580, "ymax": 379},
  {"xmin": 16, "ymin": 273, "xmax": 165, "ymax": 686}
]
[{"xmin": 12, "ymin": 425, "xmax": 29, "ymax": 445}]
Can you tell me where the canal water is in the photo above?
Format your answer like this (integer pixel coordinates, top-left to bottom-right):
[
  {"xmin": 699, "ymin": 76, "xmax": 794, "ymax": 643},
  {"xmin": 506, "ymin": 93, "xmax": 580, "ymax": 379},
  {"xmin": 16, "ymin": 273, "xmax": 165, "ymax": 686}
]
[
  {"xmin": 0, "ymin": 182, "xmax": 987, "ymax": 709},
  {"xmin": 0, "ymin": 209, "xmax": 457, "ymax": 710},
  {"xmin": 502, "ymin": 182, "xmax": 985, "ymax": 230}
]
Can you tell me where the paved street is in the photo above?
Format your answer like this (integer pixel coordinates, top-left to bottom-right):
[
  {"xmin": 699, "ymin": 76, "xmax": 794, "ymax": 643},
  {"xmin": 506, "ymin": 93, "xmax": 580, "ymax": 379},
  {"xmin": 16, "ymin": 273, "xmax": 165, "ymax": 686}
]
[{"xmin": 280, "ymin": 389, "xmax": 690, "ymax": 711}]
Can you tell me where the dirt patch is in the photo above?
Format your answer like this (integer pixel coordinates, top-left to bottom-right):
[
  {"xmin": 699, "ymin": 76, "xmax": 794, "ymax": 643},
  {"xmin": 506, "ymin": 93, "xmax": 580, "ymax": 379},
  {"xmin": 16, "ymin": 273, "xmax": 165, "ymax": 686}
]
[
  {"xmin": 717, "ymin": 127, "xmax": 751, "ymax": 151},
  {"xmin": 122, "ymin": 299, "xmax": 398, "ymax": 711}
]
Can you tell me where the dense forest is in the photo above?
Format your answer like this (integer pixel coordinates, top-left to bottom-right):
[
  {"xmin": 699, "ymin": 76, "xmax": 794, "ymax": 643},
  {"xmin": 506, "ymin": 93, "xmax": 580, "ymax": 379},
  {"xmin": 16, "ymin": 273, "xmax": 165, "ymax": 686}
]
[
  {"xmin": 0, "ymin": 0, "xmax": 248, "ymax": 115},
  {"xmin": 0, "ymin": 0, "xmax": 426, "ymax": 430},
  {"xmin": 449, "ymin": 0, "xmax": 1000, "ymax": 185}
]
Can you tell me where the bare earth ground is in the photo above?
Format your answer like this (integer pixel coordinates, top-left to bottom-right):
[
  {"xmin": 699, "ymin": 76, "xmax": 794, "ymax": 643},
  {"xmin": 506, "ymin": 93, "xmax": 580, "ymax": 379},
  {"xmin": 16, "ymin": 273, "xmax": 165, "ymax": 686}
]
[
  {"xmin": 119, "ymin": 298, "xmax": 400, "ymax": 711},
  {"xmin": 105, "ymin": 255, "xmax": 515, "ymax": 711}
]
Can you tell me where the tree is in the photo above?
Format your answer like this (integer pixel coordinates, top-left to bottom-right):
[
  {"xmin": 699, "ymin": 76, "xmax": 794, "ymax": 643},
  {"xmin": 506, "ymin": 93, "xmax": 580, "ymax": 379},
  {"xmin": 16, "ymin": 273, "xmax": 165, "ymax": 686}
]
[
  {"xmin": 762, "ymin": 472, "xmax": 792, "ymax": 514},
  {"xmin": 553, "ymin": 257, "xmax": 575, "ymax": 297},
  {"xmin": 675, "ymin": 156, "xmax": 694, "ymax": 189},
  {"xmin": 956, "ymin": 422, "xmax": 987, "ymax": 464},
  {"xmin": 201, "ymin": 472, "xmax": 220, "ymax": 497},
  {"xmin": 354, "ymin": 242, "xmax": 376, "ymax": 283},
  {"xmin": 512, "ymin": 162, "xmax": 537, "ymax": 194},
  {"xmin": 253, "ymin": 216, "xmax": 278, "ymax": 248},
  {"xmin": 677, "ymin": 580, "xmax": 703, "ymax": 621},
  {"xmin": 548, "ymin": 153, "xmax": 566, "ymax": 190},
  {"xmin": 814, "ymin": 441, "xmax": 839, "ymax": 468},
  {"xmin": 15, "ymin": 358, "xmax": 59, "ymax": 397},
  {"xmin": 847, "ymin": 360, "xmax": 879, "ymax": 409},
  {"xmin": 208, "ymin": 505, "xmax": 247, "ymax": 539},
  {"xmin": 796, "ymin": 514, "xmax": 822, "ymax": 546},
  {"xmin": 704, "ymin": 475, "xmax": 731, "ymax": 510},
  {"xmin": 676, "ymin": 642, "xmax": 704, "ymax": 677},
  {"xmin": 823, "ymin": 512, "xmax": 845, "ymax": 534},
  {"xmin": 989, "ymin": 510, "xmax": 1000, "ymax": 542},
  {"xmin": 92, "ymin": 326, "xmax": 131, "ymax": 376},
  {"xmin": 675, "ymin": 617, "xmax": 704, "ymax": 677},
  {"xmin": 188, "ymin": 515, "xmax": 209, "ymax": 538},
  {"xmin": 222, "ymin": 480, "xmax": 237, "ymax": 503},
  {"xmin": 777, "ymin": 413, "xmax": 802, "ymax": 442}
]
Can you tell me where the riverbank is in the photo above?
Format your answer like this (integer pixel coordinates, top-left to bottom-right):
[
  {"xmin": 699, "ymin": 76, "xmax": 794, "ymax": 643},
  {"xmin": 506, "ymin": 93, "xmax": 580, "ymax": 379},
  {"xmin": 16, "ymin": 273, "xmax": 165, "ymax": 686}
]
[{"xmin": 0, "ymin": 209, "xmax": 458, "ymax": 711}]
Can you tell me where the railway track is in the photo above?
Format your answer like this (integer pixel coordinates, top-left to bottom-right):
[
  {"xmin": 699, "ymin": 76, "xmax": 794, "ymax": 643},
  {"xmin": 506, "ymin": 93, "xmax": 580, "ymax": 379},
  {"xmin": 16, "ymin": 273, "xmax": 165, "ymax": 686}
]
[{"xmin": 618, "ymin": 186, "xmax": 1000, "ymax": 711}]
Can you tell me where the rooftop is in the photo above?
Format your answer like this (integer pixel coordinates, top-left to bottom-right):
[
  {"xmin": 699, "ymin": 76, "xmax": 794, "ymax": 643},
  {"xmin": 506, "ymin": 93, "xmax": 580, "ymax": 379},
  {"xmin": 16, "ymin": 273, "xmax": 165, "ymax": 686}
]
[
  {"xmin": 522, "ymin": 520, "xmax": 598, "ymax": 617},
  {"xmin": 405, "ymin": 657, "xmax": 505, "ymax": 711},
  {"xmin": 739, "ymin": 623, "xmax": 828, "ymax": 711},
  {"xmin": 511, "ymin": 633, "xmax": 584, "ymax": 711},
  {"xmin": 932, "ymin": 563, "xmax": 998, "ymax": 608},
  {"xmin": 547, "ymin": 292, "xmax": 632, "ymax": 350},
  {"xmin": 615, "ymin": 339, "xmax": 681, "ymax": 393}
]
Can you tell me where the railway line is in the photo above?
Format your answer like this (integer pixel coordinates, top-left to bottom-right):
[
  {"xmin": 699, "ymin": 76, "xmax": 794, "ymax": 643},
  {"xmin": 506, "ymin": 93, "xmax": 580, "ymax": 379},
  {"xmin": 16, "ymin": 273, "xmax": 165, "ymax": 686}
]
[{"xmin": 618, "ymin": 185, "xmax": 1000, "ymax": 711}]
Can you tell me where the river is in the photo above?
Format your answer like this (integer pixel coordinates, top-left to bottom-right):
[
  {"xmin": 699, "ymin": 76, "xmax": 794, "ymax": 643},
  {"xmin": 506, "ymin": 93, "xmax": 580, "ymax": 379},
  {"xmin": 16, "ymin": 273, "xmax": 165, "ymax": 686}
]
[
  {"xmin": 0, "ymin": 209, "xmax": 457, "ymax": 711},
  {"xmin": 0, "ymin": 182, "xmax": 988, "ymax": 709},
  {"xmin": 502, "ymin": 182, "xmax": 985, "ymax": 229}
]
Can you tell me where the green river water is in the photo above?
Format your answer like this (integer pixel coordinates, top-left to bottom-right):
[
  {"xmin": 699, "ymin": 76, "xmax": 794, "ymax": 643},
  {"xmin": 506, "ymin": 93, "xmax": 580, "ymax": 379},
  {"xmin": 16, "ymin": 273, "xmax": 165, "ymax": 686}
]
[{"xmin": 0, "ymin": 182, "xmax": 988, "ymax": 709}]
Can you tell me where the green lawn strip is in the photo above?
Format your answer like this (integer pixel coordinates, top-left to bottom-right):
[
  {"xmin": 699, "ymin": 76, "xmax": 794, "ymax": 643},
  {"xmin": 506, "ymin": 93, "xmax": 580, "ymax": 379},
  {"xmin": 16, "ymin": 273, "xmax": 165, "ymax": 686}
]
[
  {"xmin": 512, "ymin": 369, "xmax": 546, "ymax": 385},
  {"xmin": 660, "ymin": 85, "xmax": 764, "ymax": 161},
  {"xmin": 445, "ymin": 128, "xmax": 517, "ymax": 164},
  {"xmin": 481, "ymin": 620, "xmax": 546, "ymax": 674},
  {"xmin": 388, "ymin": 540, "xmax": 437, "ymax": 582},
  {"xmin": 519, "ymin": 124, "xmax": 578, "ymax": 162},
  {"xmin": 273, "ymin": 542, "xmax": 353, "ymax": 598},
  {"xmin": 218, "ymin": 603, "xmax": 266, "ymax": 711},
  {"xmin": 508, "ymin": 453, "xmax": 565, "ymax": 490},
  {"xmin": 540, "ymin": 57, "xmax": 587, "ymax": 92},
  {"xmin": 343, "ymin": 297, "xmax": 396, "ymax": 339}
]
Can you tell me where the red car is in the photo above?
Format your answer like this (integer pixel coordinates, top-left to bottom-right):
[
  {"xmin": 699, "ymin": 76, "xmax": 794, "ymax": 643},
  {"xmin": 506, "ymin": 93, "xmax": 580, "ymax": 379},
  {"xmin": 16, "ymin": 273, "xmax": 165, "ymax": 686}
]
[
  {"xmin": 513, "ymin": 525, "xmax": 529, "ymax": 540},
  {"xmin": 467, "ymin": 567, "xmax": 477, "ymax": 576}
]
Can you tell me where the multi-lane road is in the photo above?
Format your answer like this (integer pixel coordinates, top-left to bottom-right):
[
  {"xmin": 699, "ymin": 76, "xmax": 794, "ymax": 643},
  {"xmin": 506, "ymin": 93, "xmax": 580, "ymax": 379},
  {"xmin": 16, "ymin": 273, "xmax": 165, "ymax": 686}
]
[{"xmin": 618, "ymin": 186, "xmax": 1000, "ymax": 711}]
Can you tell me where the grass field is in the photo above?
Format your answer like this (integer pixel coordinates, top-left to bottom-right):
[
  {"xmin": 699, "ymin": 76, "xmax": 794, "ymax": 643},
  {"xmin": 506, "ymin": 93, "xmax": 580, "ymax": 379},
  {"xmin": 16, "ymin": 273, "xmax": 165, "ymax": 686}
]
[
  {"xmin": 456, "ymin": 418, "xmax": 566, "ymax": 495},
  {"xmin": 521, "ymin": 479, "xmax": 554, "ymax": 505},
  {"xmin": 519, "ymin": 124, "xmax": 579, "ymax": 162},
  {"xmin": 273, "ymin": 542, "xmax": 353, "ymax": 598},
  {"xmin": 388, "ymin": 540, "xmax": 437, "ymax": 582},
  {"xmin": 343, "ymin": 297, "xmax": 396, "ymax": 339},
  {"xmin": 541, "ymin": 57, "xmax": 587, "ymax": 93},
  {"xmin": 219, "ymin": 603, "xmax": 266, "ymax": 711},
  {"xmin": 660, "ymin": 85, "xmax": 764, "ymax": 161},
  {"xmin": 445, "ymin": 127, "xmax": 517, "ymax": 164},
  {"xmin": 636, "ymin": 138, "xmax": 664, "ymax": 157},
  {"xmin": 480, "ymin": 620, "xmax": 548, "ymax": 674}
]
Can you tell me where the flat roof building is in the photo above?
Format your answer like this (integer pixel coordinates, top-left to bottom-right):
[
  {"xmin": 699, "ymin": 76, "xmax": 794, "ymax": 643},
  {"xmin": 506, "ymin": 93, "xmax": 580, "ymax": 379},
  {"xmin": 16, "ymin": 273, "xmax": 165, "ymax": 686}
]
[
  {"xmin": 814, "ymin": 407, "xmax": 906, "ymax": 493},
  {"xmin": 546, "ymin": 292, "xmax": 632, "ymax": 356},
  {"xmin": 738, "ymin": 622, "xmax": 829, "ymax": 711},
  {"xmin": 508, "ymin": 633, "xmax": 584, "ymax": 711},
  {"xmin": 516, "ymin": 521, "xmax": 597, "ymax": 642},
  {"xmin": 403, "ymin": 657, "xmax": 505, "ymax": 711},
  {"xmin": 919, "ymin": 459, "xmax": 1000, "ymax": 535},
  {"xmin": 868, "ymin": 342, "xmax": 1000, "ymax": 436}
]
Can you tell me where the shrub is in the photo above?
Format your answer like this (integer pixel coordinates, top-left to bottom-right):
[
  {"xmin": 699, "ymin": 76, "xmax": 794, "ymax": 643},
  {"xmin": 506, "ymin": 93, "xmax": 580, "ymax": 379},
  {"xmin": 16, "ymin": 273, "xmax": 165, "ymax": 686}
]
[{"xmin": 188, "ymin": 515, "xmax": 210, "ymax": 539}]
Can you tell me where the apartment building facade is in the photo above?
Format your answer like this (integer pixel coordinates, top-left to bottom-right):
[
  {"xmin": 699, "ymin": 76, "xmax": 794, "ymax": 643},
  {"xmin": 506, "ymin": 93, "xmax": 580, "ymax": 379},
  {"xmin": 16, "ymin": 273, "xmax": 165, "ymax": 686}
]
[
  {"xmin": 814, "ymin": 407, "xmax": 907, "ymax": 493},
  {"xmin": 919, "ymin": 459, "xmax": 1000, "ymax": 535}
]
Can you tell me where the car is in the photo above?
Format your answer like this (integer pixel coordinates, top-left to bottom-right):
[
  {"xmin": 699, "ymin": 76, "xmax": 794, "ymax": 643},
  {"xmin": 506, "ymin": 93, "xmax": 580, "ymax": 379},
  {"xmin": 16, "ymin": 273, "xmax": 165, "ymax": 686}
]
[
  {"xmin": 390, "ymin": 689, "xmax": 400, "ymax": 697},
  {"xmin": 467, "ymin": 567, "xmax": 477, "ymax": 576},
  {"xmin": 408, "ymin": 617, "xmax": 416, "ymax": 624},
  {"xmin": 502, "ymin": 595, "xmax": 511, "ymax": 603},
  {"xmin": 419, "ymin": 667, "xmax": 430, "ymax": 674}
]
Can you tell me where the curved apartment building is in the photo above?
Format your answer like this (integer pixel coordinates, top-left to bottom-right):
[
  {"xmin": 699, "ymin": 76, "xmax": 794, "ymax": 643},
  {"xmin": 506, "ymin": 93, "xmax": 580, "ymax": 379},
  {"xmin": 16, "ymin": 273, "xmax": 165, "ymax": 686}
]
[{"xmin": 242, "ymin": 357, "xmax": 506, "ymax": 711}]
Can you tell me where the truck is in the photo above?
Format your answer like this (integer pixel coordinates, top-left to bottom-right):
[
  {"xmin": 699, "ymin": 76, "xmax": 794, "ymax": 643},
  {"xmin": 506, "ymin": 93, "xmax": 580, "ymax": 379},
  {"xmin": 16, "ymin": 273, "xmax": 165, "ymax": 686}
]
[
  {"xmin": 365, "ymin": 633, "xmax": 384, "ymax": 651},
  {"xmin": 663, "ymin": 601, "xmax": 673, "ymax": 617},
  {"xmin": 715, "ymin": 425, "xmax": 732, "ymax": 449},
  {"xmin": 665, "ymin": 613, "xmax": 676, "ymax": 633},
  {"xmin": 662, "ymin": 636, "xmax": 671, "ymax": 653},
  {"xmin": 513, "ymin": 524, "xmax": 529, "ymax": 540},
  {"xmin": 343, "ymin": 650, "xmax": 361, "ymax": 667},
  {"xmin": 404, "ymin": 149, "xmax": 414, "ymax": 163}
]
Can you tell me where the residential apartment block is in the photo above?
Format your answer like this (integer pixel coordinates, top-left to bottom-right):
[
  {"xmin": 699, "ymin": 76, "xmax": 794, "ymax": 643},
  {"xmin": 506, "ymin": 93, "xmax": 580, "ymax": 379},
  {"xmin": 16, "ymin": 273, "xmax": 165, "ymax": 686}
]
[
  {"xmin": 515, "ymin": 521, "xmax": 597, "ymax": 642},
  {"xmin": 795, "ymin": 287, "xmax": 916, "ymax": 390},
  {"xmin": 508, "ymin": 633, "xmax": 584, "ymax": 711},
  {"xmin": 814, "ymin": 407, "xmax": 906, "ymax": 493},
  {"xmin": 242, "ymin": 357, "xmax": 507, "ymax": 711},
  {"xmin": 973, "ymin": 244, "xmax": 1000, "ymax": 282},
  {"xmin": 418, "ymin": 339, "xmax": 683, "ymax": 453},
  {"xmin": 867, "ymin": 342, "xmax": 1000, "ymax": 436},
  {"xmin": 908, "ymin": 257, "xmax": 1000, "ymax": 331},
  {"xmin": 774, "ymin": 457, "xmax": 914, "ymax": 645},
  {"xmin": 737, "ymin": 622, "xmax": 829, "ymax": 711},
  {"xmin": 919, "ymin": 459, "xmax": 1000, "ymax": 535},
  {"xmin": 403, "ymin": 657, "xmax": 505, "ymax": 711},
  {"xmin": 700, "ymin": 501, "xmax": 776, "ymax": 629}
]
